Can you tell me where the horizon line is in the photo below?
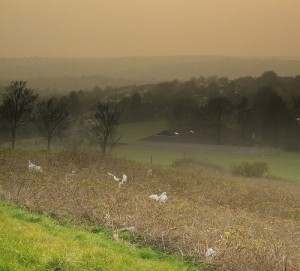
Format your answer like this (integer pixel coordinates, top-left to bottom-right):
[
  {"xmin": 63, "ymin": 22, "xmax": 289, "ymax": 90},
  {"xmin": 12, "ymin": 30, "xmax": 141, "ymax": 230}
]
[{"xmin": 1, "ymin": 55, "xmax": 300, "ymax": 60}]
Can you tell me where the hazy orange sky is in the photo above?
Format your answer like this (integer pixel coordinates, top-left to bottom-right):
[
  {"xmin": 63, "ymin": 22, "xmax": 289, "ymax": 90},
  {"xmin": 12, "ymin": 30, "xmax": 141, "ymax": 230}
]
[{"xmin": 1, "ymin": 0, "xmax": 300, "ymax": 58}]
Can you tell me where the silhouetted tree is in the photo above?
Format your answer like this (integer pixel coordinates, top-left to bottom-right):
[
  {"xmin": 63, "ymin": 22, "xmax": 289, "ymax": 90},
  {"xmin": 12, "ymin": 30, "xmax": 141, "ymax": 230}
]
[
  {"xmin": 252, "ymin": 86, "xmax": 289, "ymax": 145},
  {"xmin": 258, "ymin": 71, "xmax": 280, "ymax": 88},
  {"xmin": 292, "ymin": 95, "xmax": 300, "ymax": 135},
  {"xmin": 0, "ymin": 81, "xmax": 38, "ymax": 149},
  {"xmin": 68, "ymin": 91, "xmax": 83, "ymax": 117},
  {"xmin": 36, "ymin": 97, "xmax": 69, "ymax": 151},
  {"xmin": 131, "ymin": 92, "xmax": 142, "ymax": 109},
  {"xmin": 202, "ymin": 97, "xmax": 232, "ymax": 144},
  {"xmin": 149, "ymin": 80, "xmax": 180, "ymax": 109},
  {"xmin": 236, "ymin": 96, "xmax": 252, "ymax": 145},
  {"xmin": 92, "ymin": 103, "xmax": 123, "ymax": 155},
  {"xmin": 171, "ymin": 97, "xmax": 198, "ymax": 128}
]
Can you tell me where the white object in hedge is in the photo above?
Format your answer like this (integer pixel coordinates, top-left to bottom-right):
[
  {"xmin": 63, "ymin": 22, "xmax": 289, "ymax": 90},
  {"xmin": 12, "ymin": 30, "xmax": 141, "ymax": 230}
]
[
  {"xmin": 28, "ymin": 160, "xmax": 43, "ymax": 172},
  {"xmin": 149, "ymin": 192, "xmax": 168, "ymax": 203},
  {"xmin": 118, "ymin": 174, "xmax": 127, "ymax": 187},
  {"xmin": 108, "ymin": 172, "xmax": 127, "ymax": 187},
  {"xmin": 108, "ymin": 172, "xmax": 120, "ymax": 181},
  {"xmin": 147, "ymin": 169, "xmax": 153, "ymax": 176},
  {"xmin": 205, "ymin": 248, "xmax": 216, "ymax": 257}
]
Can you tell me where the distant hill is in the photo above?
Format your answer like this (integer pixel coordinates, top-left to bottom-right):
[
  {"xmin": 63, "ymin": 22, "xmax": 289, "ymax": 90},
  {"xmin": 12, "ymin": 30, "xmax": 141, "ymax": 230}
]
[{"xmin": 1, "ymin": 56, "xmax": 300, "ymax": 93}]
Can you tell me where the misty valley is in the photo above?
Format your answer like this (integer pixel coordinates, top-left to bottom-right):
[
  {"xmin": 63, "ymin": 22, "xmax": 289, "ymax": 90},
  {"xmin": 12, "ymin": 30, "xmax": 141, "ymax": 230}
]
[{"xmin": 0, "ymin": 68, "xmax": 300, "ymax": 271}]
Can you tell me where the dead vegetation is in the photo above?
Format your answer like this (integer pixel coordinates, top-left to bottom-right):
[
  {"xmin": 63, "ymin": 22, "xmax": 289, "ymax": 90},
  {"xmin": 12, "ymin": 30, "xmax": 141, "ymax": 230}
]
[{"xmin": 0, "ymin": 150, "xmax": 299, "ymax": 271}]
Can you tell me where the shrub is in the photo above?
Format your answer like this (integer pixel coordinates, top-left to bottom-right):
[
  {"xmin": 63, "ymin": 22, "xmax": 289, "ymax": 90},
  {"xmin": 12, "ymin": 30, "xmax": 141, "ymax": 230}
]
[{"xmin": 231, "ymin": 161, "xmax": 269, "ymax": 177}]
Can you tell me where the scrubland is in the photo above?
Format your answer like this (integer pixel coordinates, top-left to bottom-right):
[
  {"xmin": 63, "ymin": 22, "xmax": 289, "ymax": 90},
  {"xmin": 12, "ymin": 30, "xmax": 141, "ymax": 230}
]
[{"xmin": 0, "ymin": 148, "xmax": 299, "ymax": 271}]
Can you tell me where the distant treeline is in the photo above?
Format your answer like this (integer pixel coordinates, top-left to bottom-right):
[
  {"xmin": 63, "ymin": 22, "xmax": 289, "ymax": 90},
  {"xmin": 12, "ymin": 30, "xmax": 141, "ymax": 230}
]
[
  {"xmin": 2, "ymin": 56, "xmax": 300, "ymax": 93},
  {"xmin": 1, "ymin": 71, "xmax": 300, "ymax": 149}
]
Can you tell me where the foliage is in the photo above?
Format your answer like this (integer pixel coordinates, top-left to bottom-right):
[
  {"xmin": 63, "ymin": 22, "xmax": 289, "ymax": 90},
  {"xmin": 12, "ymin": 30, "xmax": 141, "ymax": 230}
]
[
  {"xmin": 201, "ymin": 96, "xmax": 232, "ymax": 144},
  {"xmin": 231, "ymin": 161, "xmax": 269, "ymax": 177},
  {"xmin": 236, "ymin": 96, "xmax": 253, "ymax": 145},
  {"xmin": 3, "ymin": 71, "xmax": 300, "ymax": 148},
  {"xmin": 252, "ymin": 87, "xmax": 288, "ymax": 144}
]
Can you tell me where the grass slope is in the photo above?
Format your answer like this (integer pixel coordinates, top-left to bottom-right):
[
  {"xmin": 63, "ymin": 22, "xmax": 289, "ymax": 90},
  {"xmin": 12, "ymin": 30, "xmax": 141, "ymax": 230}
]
[{"xmin": 0, "ymin": 202, "xmax": 197, "ymax": 271}]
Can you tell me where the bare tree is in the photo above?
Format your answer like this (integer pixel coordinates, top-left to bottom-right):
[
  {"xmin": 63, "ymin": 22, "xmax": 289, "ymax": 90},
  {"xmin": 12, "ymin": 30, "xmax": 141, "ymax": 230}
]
[
  {"xmin": 0, "ymin": 81, "xmax": 38, "ymax": 149},
  {"xmin": 92, "ymin": 103, "xmax": 123, "ymax": 155},
  {"xmin": 202, "ymin": 96, "xmax": 232, "ymax": 145},
  {"xmin": 36, "ymin": 97, "xmax": 69, "ymax": 151}
]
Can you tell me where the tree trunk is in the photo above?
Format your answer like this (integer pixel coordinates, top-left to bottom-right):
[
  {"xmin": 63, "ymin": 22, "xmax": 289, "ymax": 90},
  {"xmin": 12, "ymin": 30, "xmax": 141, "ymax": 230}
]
[
  {"xmin": 11, "ymin": 136, "xmax": 15, "ymax": 149},
  {"xmin": 102, "ymin": 136, "xmax": 108, "ymax": 156},
  {"xmin": 11, "ymin": 128, "xmax": 16, "ymax": 149},
  {"xmin": 242, "ymin": 123, "xmax": 245, "ymax": 146},
  {"xmin": 217, "ymin": 115, "xmax": 221, "ymax": 145},
  {"xmin": 217, "ymin": 125, "xmax": 221, "ymax": 145},
  {"xmin": 47, "ymin": 136, "xmax": 51, "ymax": 151}
]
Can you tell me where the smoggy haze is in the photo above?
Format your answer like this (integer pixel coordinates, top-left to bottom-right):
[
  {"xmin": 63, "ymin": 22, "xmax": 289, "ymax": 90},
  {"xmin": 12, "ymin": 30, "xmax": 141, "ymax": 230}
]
[{"xmin": 1, "ymin": 0, "xmax": 300, "ymax": 58}]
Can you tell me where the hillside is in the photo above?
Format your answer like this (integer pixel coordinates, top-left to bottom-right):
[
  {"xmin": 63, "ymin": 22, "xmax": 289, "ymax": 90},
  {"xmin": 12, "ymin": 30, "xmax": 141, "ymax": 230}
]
[
  {"xmin": 0, "ymin": 201, "xmax": 197, "ymax": 271},
  {"xmin": 0, "ymin": 148, "xmax": 299, "ymax": 270}
]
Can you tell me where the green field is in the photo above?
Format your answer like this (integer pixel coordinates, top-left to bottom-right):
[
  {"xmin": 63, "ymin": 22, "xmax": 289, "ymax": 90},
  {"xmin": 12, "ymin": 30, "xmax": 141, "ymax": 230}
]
[
  {"xmin": 114, "ymin": 146, "xmax": 300, "ymax": 181},
  {"xmin": 2, "ymin": 119, "xmax": 300, "ymax": 181},
  {"xmin": 0, "ymin": 201, "xmax": 197, "ymax": 271},
  {"xmin": 120, "ymin": 120, "xmax": 300, "ymax": 181},
  {"xmin": 118, "ymin": 119, "xmax": 169, "ymax": 143},
  {"xmin": 0, "ymin": 120, "xmax": 168, "ymax": 149}
]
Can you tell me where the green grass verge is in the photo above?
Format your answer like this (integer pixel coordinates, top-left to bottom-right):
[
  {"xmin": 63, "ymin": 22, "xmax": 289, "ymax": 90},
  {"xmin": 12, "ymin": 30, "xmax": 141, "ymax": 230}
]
[{"xmin": 0, "ymin": 202, "xmax": 198, "ymax": 271}]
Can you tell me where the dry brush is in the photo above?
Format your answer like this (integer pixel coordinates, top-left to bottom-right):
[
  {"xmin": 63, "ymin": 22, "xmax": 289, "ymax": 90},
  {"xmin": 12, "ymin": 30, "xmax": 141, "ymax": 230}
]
[{"xmin": 0, "ymin": 150, "xmax": 299, "ymax": 271}]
